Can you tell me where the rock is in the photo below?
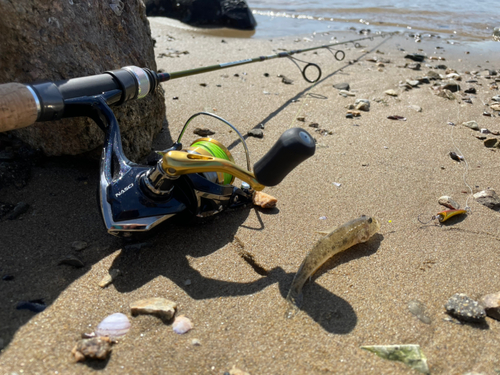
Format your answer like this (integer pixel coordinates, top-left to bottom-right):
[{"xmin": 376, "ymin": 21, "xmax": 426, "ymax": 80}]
[
  {"xmin": 493, "ymin": 27, "xmax": 500, "ymax": 41},
  {"xmin": 145, "ymin": 0, "xmax": 257, "ymax": 30},
  {"xmin": 408, "ymin": 300, "xmax": 431, "ymax": 324},
  {"xmin": 191, "ymin": 338, "xmax": 202, "ymax": 346},
  {"xmin": 130, "ymin": 297, "xmax": 177, "ymax": 320},
  {"xmin": 71, "ymin": 241, "xmax": 88, "ymax": 251},
  {"xmin": 409, "ymin": 105, "xmax": 422, "ymax": 112},
  {"xmin": 384, "ymin": 89, "xmax": 398, "ymax": 96},
  {"xmin": 479, "ymin": 292, "xmax": 500, "ymax": 320},
  {"xmin": 405, "ymin": 54, "xmax": 425, "ymax": 62},
  {"xmin": 426, "ymin": 71, "xmax": 441, "ymax": 80},
  {"xmin": 247, "ymin": 129, "xmax": 264, "ymax": 138},
  {"xmin": 435, "ymin": 64, "xmax": 447, "ymax": 70},
  {"xmin": 308, "ymin": 122, "xmax": 319, "ymax": 128},
  {"xmin": 281, "ymin": 76, "xmax": 293, "ymax": 85},
  {"xmin": 406, "ymin": 80, "xmax": 420, "ymax": 87},
  {"xmin": 490, "ymin": 103, "xmax": 500, "ymax": 111},
  {"xmin": 492, "ymin": 95, "xmax": 500, "ymax": 102},
  {"xmin": 464, "ymin": 87, "xmax": 477, "ymax": 94},
  {"xmin": 0, "ymin": 0, "xmax": 164, "ymax": 161},
  {"xmin": 72, "ymin": 337, "xmax": 113, "ymax": 362},
  {"xmin": 442, "ymin": 80, "xmax": 461, "ymax": 92},
  {"xmin": 462, "ymin": 121, "xmax": 479, "ymax": 131},
  {"xmin": 6, "ymin": 202, "xmax": 29, "ymax": 220},
  {"xmin": 172, "ymin": 315, "xmax": 193, "ymax": 334},
  {"xmin": 473, "ymin": 189, "xmax": 500, "ymax": 210},
  {"xmin": 346, "ymin": 110, "xmax": 361, "ymax": 117},
  {"xmin": 355, "ymin": 99, "xmax": 370, "ymax": 111},
  {"xmin": 434, "ymin": 87, "xmax": 455, "ymax": 100},
  {"xmin": 339, "ymin": 90, "xmax": 355, "ymax": 97},
  {"xmin": 58, "ymin": 255, "xmax": 85, "ymax": 268},
  {"xmin": 483, "ymin": 138, "xmax": 500, "ymax": 148},
  {"xmin": 252, "ymin": 190, "xmax": 277, "ymax": 208},
  {"xmin": 98, "ymin": 269, "xmax": 121, "ymax": 288},
  {"xmin": 438, "ymin": 196, "xmax": 460, "ymax": 209},
  {"xmin": 227, "ymin": 366, "xmax": 251, "ymax": 375},
  {"xmin": 333, "ymin": 83, "xmax": 350, "ymax": 90},
  {"xmin": 444, "ymin": 293, "xmax": 486, "ymax": 323},
  {"xmin": 361, "ymin": 344, "xmax": 429, "ymax": 374},
  {"xmin": 16, "ymin": 299, "xmax": 46, "ymax": 313},
  {"xmin": 193, "ymin": 128, "xmax": 215, "ymax": 136},
  {"xmin": 407, "ymin": 63, "xmax": 421, "ymax": 70}
]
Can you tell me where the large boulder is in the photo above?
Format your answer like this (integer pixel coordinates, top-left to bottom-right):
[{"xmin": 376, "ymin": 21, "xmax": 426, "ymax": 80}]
[
  {"xmin": 0, "ymin": 0, "xmax": 165, "ymax": 161},
  {"xmin": 145, "ymin": 0, "xmax": 257, "ymax": 30}
]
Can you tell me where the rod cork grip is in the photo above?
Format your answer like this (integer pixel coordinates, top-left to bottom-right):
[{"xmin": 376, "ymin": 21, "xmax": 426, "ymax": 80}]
[
  {"xmin": 0, "ymin": 83, "xmax": 38, "ymax": 132},
  {"xmin": 253, "ymin": 128, "xmax": 315, "ymax": 186}
]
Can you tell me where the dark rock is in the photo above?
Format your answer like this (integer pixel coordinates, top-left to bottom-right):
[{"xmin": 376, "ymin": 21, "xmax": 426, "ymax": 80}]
[
  {"xmin": 2, "ymin": 275, "xmax": 14, "ymax": 281},
  {"xmin": 247, "ymin": 129, "xmax": 264, "ymax": 138},
  {"xmin": 442, "ymin": 81, "xmax": 461, "ymax": 92},
  {"xmin": 6, "ymin": 202, "xmax": 29, "ymax": 220},
  {"xmin": 464, "ymin": 87, "xmax": 477, "ymax": 94},
  {"xmin": 435, "ymin": 64, "xmax": 448, "ymax": 70},
  {"xmin": 333, "ymin": 83, "xmax": 350, "ymax": 91},
  {"xmin": 0, "ymin": 1, "xmax": 165, "ymax": 162},
  {"xmin": 426, "ymin": 71, "xmax": 441, "ymax": 80},
  {"xmin": 406, "ymin": 63, "xmax": 421, "ymax": 70},
  {"xmin": 193, "ymin": 128, "xmax": 215, "ymax": 136},
  {"xmin": 16, "ymin": 299, "xmax": 46, "ymax": 313},
  {"xmin": 58, "ymin": 255, "xmax": 85, "ymax": 268},
  {"xmin": 404, "ymin": 54, "xmax": 425, "ymax": 62},
  {"xmin": 72, "ymin": 336, "xmax": 113, "ymax": 362},
  {"xmin": 281, "ymin": 76, "xmax": 293, "ymax": 85},
  {"xmin": 445, "ymin": 293, "xmax": 486, "ymax": 323},
  {"xmin": 144, "ymin": 0, "xmax": 257, "ymax": 31}
]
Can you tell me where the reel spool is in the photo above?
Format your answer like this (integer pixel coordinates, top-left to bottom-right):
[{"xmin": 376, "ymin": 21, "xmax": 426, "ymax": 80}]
[{"xmin": 186, "ymin": 137, "xmax": 235, "ymax": 185}]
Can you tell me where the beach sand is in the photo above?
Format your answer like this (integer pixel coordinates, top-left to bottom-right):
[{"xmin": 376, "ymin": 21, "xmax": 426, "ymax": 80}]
[{"xmin": 1, "ymin": 17, "xmax": 500, "ymax": 374}]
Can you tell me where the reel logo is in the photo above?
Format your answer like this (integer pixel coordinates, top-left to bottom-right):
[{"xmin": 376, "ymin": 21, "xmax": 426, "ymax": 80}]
[{"xmin": 115, "ymin": 183, "xmax": 134, "ymax": 198}]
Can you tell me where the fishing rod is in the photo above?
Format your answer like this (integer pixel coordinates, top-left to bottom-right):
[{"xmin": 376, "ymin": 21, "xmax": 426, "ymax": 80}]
[{"xmin": 157, "ymin": 34, "xmax": 387, "ymax": 84}]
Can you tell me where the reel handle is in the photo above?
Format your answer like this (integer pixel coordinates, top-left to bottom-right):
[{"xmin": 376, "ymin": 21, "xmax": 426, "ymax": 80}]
[{"xmin": 253, "ymin": 128, "xmax": 315, "ymax": 186}]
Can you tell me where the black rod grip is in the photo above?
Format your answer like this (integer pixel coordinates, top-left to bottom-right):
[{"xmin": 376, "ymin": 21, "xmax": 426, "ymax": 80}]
[{"xmin": 253, "ymin": 128, "xmax": 315, "ymax": 186}]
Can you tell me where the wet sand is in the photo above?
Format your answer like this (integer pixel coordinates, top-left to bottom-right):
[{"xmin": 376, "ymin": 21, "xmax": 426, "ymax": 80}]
[{"xmin": 1, "ymin": 17, "xmax": 500, "ymax": 374}]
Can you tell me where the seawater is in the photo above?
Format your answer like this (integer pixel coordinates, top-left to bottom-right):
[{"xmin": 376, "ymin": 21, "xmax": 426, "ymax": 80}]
[{"xmin": 247, "ymin": 0, "xmax": 499, "ymax": 42}]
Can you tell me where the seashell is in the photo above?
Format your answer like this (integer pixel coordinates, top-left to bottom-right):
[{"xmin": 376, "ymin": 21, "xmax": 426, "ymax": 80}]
[
  {"xmin": 252, "ymin": 191, "xmax": 277, "ymax": 209},
  {"xmin": 172, "ymin": 315, "xmax": 193, "ymax": 334},
  {"xmin": 95, "ymin": 313, "xmax": 130, "ymax": 338}
]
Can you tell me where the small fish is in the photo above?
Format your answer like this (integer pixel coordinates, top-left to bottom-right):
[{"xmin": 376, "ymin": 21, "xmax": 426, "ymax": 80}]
[
  {"xmin": 285, "ymin": 216, "xmax": 380, "ymax": 318},
  {"xmin": 434, "ymin": 209, "xmax": 467, "ymax": 223}
]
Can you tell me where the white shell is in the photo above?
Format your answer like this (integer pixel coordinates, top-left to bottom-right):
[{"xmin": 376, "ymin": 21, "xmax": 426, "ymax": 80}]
[
  {"xmin": 172, "ymin": 315, "xmax": 193, "ymax": 334},
  {"xmin": 95, "ymin": 313, "xmax": 130, "ymax": 338}
]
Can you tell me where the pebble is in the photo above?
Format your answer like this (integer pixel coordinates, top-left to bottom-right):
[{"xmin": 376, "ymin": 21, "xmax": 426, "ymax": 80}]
[
  {"xmin": 252, "ymin": 190, "xmax": 277, "ymax": 208},
  {"xmin": 247, "ymin": 129, "xmax": 264, "ymax": 138},
  {"xmin": 492, "ymin": 27, "xmax": 500, "ymax": 41},
  {"xmin": 483, "ymin": 138, "xmax": 499, "ymax": 148},
  {"xmin": 441, "ymin": 80, "xmax": 461, "ymax": 92},
  {"xmin": 16, "ymin": 299, "xmax": 46, "ymax": 313},
  {"xmin": 339, "ymin": 90, "xmax": 355, "ymax": 97},
  {"xmin": 408, "ymin": 300, "xmax": 431, "ymax": 324},
  {"xmin": 71, "ymin": 241, "xmax": 88, "ymax": 251},
  {"xmin": 405, "ymin": 54, "xmax": 425, "ymax": 62},
  {"xmin": 333, "ymin": 82, "xmax": 350, "ymax": 90},
  {"xmin": 6, "ymin": 202, "xmax": 29, "ymax": 220},
  {"xmin": 227, "ymin": 366, "xmax": 251, "ymax": 375},
  {"xmin": 281, "ymin": 76, "xmax": 293, "ymax": 85},
  {"xmin": 98, "ymin": 269, "xmax": 121, "ymax": 288},
  {"xmin": 58, "ymin": 255, "xmax": 85, "ymax": 268},
  {"xmin": 444, "ymin": 293, "xmax": 486, "ymax": 323},
  {"xmin": 130, "ymin": 297, "xmax": 177, "ymax": 320},
  {"xmin": 462, "ymin": 121, "xmax": 479, "ymax": 131},
  {"xmin": 3, "ymin": 274, "xmax": 14, "ymax": 281},
  {"xmin": 72, "ymin": 336, "xmax": 113, "ymax": 362},
  {"xmin": 473, "ymin": 189, "xmax": 500, "ymax": 210},
  {"xmin": 479, "ymin": 292, "xmax": 500, "ymax": 320},
  {"xmin": 464, "ymin": 87, "xmax": 476, "ymax": 94},
  {"xmin": 491, "ymin": 95, "xmax": 500, "ymax": 102},
  {"xmin": 361, "ymin": 344, "xmax": 429, "ymax": 374},
  {"xmin": 184, "ymin": 279, "xmax": 192, "ymax": 286},
  {"xmin": 355, "ymin": 99, "xmax": 370, "ymax": 111},
  {"xmin": 346, "ymin": 110, "xmax": 361, "ymax": 117},
  {"xmin": 426, "ymin": 71, "xmax": 441, "ymax": 80},
  {"xmin": 409, "ymin": 105, "xmax": 422, "ymax": 112},
  {"xmin": 406, "ymin": 63, "xmax": 421, "ymax": 70},
  {"xmin": 490, "ymin": 103, "xmax": 500, "ymax": 111},
  {"xmin": 384, "ymin": 89, "xmax": 398, "ymax": 96},
  {"xmin": 406, "ymin": 80, "xmax": 420, "ymax": 87},
  {"xmin": 193, "ymin": 128, "xmax": 215, "ymax": 136},
  {"xmin": 191, "ymin": 338, "xmax": 201, "ymax": 346},
  {"xmin": 438, "ymin": 196, "xmax": 460, "ymax": 209}
]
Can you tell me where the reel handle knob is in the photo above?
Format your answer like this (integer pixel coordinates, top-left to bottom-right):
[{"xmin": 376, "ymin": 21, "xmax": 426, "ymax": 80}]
[{"xmin": 253, "ymin": 128, "xmax": 315, "ymax": 186}]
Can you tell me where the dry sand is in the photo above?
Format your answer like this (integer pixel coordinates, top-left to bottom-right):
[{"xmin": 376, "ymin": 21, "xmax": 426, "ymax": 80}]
[{"xmin": 1, "ymin": 17, "xmax": 500, "ymax": 374}]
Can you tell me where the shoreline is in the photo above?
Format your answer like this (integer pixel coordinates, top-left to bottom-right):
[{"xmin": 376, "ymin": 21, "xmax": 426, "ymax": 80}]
[{"xmin": 1, "ymin": 16, "xmax": 500, "ymax": 375}]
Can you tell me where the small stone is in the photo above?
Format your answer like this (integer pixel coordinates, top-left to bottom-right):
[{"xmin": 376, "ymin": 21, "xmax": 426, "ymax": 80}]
[
  {"xmin": 346, "ymin": 110, "xmax": 361, "ymax": 117},
  {"xmin": 252, "ymin": 191, "xmax": 277, "ymax": 208},
  {"xmin": 490, "ymin": 103, "xmax": 500, "ymax": 111},
  {"xmin": 2, "ymin": 274, "xmax": 14, "ymax": 281},
  {"xmin": 479, "ymin": 292, "xmax": 500, "ymax": 320},
  {"xmin": 435, "ymin": 64, "xmax": 447, "ymax": 70},
  {"xmin": 407, "ymin": 63, "xmax": 421, "ymax": 70},
  {"xmin": 16, "ymin": 299, "xmax": 46, "ymax": 313},
  {"xmin": 493, "ymin": 27, "xmax": 500, "ymax": 41},
  {"xmin": 333, "ymin": 82, "xmax": 350, "ymax": 91},
  {"xmin": 130, "ymin": 297, "xmax": 177, "ymax": 320},
  {"xmin": 408, "ymin": 300, "xmax": 431, "ymax": 324},
  {"xmin": 199, "ymin": 83, "xmax": 207, "ymax": 87},
  {"xmin": 308, "ymin": 122, "xmax": 319, "ymax": 128},
  {"xmin": 72, "ymin": 337, "xmax": 113, "ymax": 362},
  {"xmin": 405, "ymin": 54, "xmax": 425, "ymax": 62},
  {"xmin": 406, "ymin": 80, "xmax": 420, "ymax": 87},
  {"xmin": 438, "ymin": 196, "xmax": 460, "ymax": 209},
  {"xmin": 193, "ymin": 128, "xmax": 215, "ymax": 136},
  {"xmin": 296, "ymin": 116, "xmax": 306, "ymax": 122},
  {"xmin": 384, "ymin": 89, "xmax": 398, "ymax": 96},
  {"xmin": 462, "ymin": 121, "xmax": 479, "ymax": 131},
  {"xmin": 355, "ymin": 99, "xmax": 370, "ymax": 111},
  {"xmin": 228, "ymin": 365, "xmax": 251, "ymax": 375},
  {"xmin": 361, "ymin": 344, "xmax": 429, "ymax": 374},
  {"xmin": 445, "ymin": 293, "xmax": 486, "ymax": 322},
  {"xmin": 6, "ymin": 202, "xmax": 29, "ymax": 220},
  {"xmin": 473, "ymin": 189, "xmax": 500, "ymax": 210},
  {"xmin": 442, "ymin": 80, "xmax": 461, "ymax": 92},
  {"xmin": 426, "ymin": 71, "xmax": 441, "ymax": 80},
  {"xmin": 98, "ymin": 269, "xmax": 121, "ymax": 288},
  {"xmin": 339, "ymin": 90, "xmax": 355, "ymax": 97},
  {"xmin": 58, "ymin": 255, "xmax": 84, "ymax": 268},
  {"xmin": 172, "ymin": 315, "xmax": 193, "ymax": 334},
  {"xmin": 71, "ymin": 241, "xmax": 88, "ymax": 251},
  {"xmin": 281, "ymin": 76, "xmax": 293, "ymax": 84},
  {"xmin": 184, "ymin": 279, "xmax": 192, "ymax": 286},
  {"xmin": 409, "ymin": 105, "xmax": 422, "ymax": 112},
  {"xmin": 483, "ymin": 138, "xmax": 500, "ymax": 148},
  {"xmin": 464, "ymin": 87, "xmax": 476, "ymax": 94},
  {"xmin": 346, "ymin": 113, "xmax": 354, "ymax": 119},
  {"xmin": 191, "ymin": 338, "xmax": 201, "ymax": 346},
  {"xmin": 247, "ymin": 129, "xmax": 264, "ymax": 138},
  {"xmin": 491, "ymin": 95, "xmax": 500, "ymax": 102}
]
